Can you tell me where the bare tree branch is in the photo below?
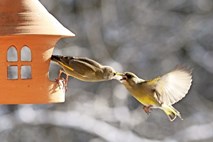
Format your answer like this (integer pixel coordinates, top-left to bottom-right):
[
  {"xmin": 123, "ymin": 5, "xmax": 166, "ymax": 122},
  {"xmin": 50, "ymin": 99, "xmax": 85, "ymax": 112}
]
[
  {"xmin": 0, "ymin": 108, "xmax": 160, "ymax": 142},
  {"xmin": 165, "ymin": 121, "xmax": 213, "ymax": 142}
]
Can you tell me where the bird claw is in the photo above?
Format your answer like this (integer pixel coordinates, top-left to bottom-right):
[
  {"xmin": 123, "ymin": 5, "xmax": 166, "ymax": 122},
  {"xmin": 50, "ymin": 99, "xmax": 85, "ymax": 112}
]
[
  {"xmin": 55, "ymin": 78, "xmax": 60, "ymax": 84},
  {"xmin": 55, "ymin": 69, "xmax": 69, "ymax": 92},
  {"xmin": 55, "ymin": 78, "xmax": 67, "ymax": 92},
  {"xmin": 143, "ymin": 105, "xmax": 153, "ymax": 115}
]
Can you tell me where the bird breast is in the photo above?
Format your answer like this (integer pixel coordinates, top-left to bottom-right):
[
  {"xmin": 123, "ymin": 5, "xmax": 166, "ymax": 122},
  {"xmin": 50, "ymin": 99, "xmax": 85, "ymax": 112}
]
[{"xmin": 127, "ymin": 84, "xmax": 160, "ymax": 107}]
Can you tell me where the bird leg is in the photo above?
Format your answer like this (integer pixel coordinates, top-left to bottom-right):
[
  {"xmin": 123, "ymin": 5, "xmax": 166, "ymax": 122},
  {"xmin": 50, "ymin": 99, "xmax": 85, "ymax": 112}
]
[
  {"xmin": 64, "ymin": 74, "xmax": 69, "ymax": 92},
  {"xmin": 143, "ymin": 105, "xmax": 153, "ymax": 114},
  {"xmin": 55, "ymin": 69, "xmax": 64, "ymax": 82},
  {"xmin": 56, "ymin": 77, "xmax": 66, "ymax": 91},
  {"xmin": 55, "ymin": 69, "xmax": 68, "ymax": 92}
]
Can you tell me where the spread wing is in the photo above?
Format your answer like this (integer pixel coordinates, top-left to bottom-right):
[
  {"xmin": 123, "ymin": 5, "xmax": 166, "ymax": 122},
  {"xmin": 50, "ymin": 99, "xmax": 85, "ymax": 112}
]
[{"xmin": 152, "ymin": 66, "xmax": 192, "ymax": 105}]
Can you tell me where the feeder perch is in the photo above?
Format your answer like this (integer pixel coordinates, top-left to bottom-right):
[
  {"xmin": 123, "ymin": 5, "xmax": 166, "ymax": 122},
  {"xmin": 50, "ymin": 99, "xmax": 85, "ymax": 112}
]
[{"xmin": 0, "ymin": 0, "xmax": 75, "ymax": 104}]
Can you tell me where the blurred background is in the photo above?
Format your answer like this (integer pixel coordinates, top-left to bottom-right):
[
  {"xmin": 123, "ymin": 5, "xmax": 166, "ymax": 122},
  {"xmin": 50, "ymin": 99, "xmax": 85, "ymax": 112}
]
[{"xmin": 1, "ymin": 0, "xmax": 213, "ymax": 142}]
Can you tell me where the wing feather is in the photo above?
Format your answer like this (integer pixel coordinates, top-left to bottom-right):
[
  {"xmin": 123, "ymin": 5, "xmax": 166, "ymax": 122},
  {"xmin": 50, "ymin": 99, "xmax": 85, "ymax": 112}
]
[
  {"xmin": 58, "ymin": 57, "xmax": 98, "ymax": 76},
  {"xmin": 72, "ymin": 57, "xmax": 103, "ymax": 68},
  {"xmin": 155, "ymin": 66, "xmax": 192, "ymax": 105}
]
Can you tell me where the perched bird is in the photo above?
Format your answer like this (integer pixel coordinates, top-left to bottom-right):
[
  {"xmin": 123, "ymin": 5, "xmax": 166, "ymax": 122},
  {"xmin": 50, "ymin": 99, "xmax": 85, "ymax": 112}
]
[
  {"xmin": 51, "ymin": 55, "xmax": 122, "ymax": 88},
  {"xmin": 119, "ymin": 66, "xmax": 192, "ymax": 121}
]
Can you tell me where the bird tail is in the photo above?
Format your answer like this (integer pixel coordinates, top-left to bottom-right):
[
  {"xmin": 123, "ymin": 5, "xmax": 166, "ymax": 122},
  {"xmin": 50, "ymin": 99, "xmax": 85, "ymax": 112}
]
[
  {"xmin": 51, "ymin": 55, "xmax": 74, "ymax": 71},
  {"xmin": 161, "ymin": 104, "xmax": 183, "ymax": 121},
  {"xmin": 51, "ymin": 55, "xmax": 62, "ymax": 63}
]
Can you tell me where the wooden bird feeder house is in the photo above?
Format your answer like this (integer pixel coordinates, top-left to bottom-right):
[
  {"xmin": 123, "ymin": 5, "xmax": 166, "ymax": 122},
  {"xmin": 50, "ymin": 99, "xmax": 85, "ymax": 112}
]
[{"xmin": 0, "ymin": 0, "xmax": 75, "ymax": 104}]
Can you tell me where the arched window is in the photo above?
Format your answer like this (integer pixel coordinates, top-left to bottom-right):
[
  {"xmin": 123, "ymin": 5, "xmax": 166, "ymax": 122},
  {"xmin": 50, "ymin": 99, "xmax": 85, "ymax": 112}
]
[
  {"xmin": 7, "ymin": 46, "xmax": 18, "ymax": 62},
  {"xmin": 7, "ymin": 45, "xmax": 32, "ymax": 80},
  {"xmin": 21, "ymin": 46, "xmax": 31, "ymax": 61}
]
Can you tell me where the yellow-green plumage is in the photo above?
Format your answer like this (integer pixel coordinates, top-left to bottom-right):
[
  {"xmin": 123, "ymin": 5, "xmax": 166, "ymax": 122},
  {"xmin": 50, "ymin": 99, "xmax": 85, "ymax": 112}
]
[
  {"xmin": 124, "ymin": 81, "xmax": 160, "ymax": 106},
  {"xmin": 120, "ymin": 66, "xmax": 192, "ymax": 121}
]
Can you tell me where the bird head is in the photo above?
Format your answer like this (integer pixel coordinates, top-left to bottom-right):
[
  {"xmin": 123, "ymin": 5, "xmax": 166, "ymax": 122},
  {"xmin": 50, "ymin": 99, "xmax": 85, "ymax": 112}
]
[
  {"xmin": 120, "ymin": 72, "xmax": 142, "ymax": 87},
  {"xmin": 102, "ymin": 66, "xmax": 123, "ymax": 80}
]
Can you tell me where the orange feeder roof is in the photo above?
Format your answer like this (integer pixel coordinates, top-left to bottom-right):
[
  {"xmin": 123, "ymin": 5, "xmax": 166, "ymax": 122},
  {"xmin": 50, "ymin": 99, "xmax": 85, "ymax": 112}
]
[{"xmin": 0, "ymin": 0, "xmax": 75, "ymax": 37}]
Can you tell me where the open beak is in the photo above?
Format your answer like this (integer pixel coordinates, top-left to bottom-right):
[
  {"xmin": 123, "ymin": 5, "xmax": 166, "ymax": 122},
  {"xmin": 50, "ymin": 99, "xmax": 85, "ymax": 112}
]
[
  {"xmin": 112, "ymin": 72, "xmax": 123, "ymax": 80},
  {"xmin": 113, "ymin": 72, "xmax": 127, "ymax": 81},
  {"xmin": 120, "ymin": 75, "xmax": 127, "ymax": 81}
]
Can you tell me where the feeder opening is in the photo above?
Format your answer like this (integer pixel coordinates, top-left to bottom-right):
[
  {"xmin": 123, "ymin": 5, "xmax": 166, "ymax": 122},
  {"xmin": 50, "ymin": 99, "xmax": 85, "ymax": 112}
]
[
  {"xmin": 7, "ymin": 66, "xmax": 18, "ymax": 80},
  {"xmin": 7, "ymin": 46, "xmax": 18, "ymax": 62},
  {"xmin": 21, "ymin": 66, "xmax": 32, "ymax": 79}
]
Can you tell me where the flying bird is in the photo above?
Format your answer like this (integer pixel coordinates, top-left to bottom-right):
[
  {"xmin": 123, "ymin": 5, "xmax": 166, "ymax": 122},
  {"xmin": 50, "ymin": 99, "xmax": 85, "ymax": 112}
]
[
  {"xmin": 119, "ymin": 66, "xmax": 192, "ymax": 121},
  {"xmin": 51, "ymin": 55, "xmax": 122, "ymax": 89}
]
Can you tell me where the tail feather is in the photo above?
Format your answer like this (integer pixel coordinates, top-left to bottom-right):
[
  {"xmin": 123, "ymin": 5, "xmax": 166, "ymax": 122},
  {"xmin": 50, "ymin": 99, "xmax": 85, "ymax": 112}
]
[
  {"xmin": 51, "ymin": 55, "xmax": 62, "ymax": 62},
  {"xmin": 161, "ymin": 104, "xmax": 183, "ymax": 121},
  {"xmin": 51, "ymin": 55, "xmax": 74, "ymax": 71}
]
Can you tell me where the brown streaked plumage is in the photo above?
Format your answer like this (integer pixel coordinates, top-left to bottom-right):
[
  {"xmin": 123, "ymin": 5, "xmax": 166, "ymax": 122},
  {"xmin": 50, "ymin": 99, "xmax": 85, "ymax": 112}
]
[{"xmin": 51, "ymin": 55, "xmax": 122, "ymax": 89}]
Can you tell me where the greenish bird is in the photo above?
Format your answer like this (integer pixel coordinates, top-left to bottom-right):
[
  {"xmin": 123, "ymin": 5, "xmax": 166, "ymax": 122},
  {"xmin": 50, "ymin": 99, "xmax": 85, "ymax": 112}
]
[
  {"xmin": 51, "ymin": 55, "xmax": 122, "ymax": 88},
  {"xmin": 119, "ymin": 66, "xmax": 192, "ymax": 121}
]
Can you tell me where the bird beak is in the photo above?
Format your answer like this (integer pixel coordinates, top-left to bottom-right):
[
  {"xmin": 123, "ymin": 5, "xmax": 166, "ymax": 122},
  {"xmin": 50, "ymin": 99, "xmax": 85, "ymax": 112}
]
[
  {"xmin": 113, "ymin": 72, "xmax": 128, "ymax": 82},
  {"xmin": 112, "ymin": 72, "xmax": 124, "ymax": 80},
  {"xmin": 120, "ymin": 74, "xmax": 127, "ymax": 82}
]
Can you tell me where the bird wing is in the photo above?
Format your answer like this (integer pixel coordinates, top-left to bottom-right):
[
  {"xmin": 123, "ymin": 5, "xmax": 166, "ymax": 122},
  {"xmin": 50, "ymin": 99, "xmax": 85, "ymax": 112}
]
[
  {"xmin": 73, "ymin": 57, "xmax": 103, "ymax": 68},
  {"xmin": 148, "ymin": 66, "xmax": 192, "ymax": 105},
  {"xmin": 58, "ymin": 57, "xmax": 98, "ymax": 77}
]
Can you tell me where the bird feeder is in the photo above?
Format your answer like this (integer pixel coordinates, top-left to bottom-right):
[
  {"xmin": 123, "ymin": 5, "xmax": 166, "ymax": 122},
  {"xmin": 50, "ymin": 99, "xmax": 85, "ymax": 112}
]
[{"xmin": 0, "ymin": 0, "xmax": 75, "ymax": 104}]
